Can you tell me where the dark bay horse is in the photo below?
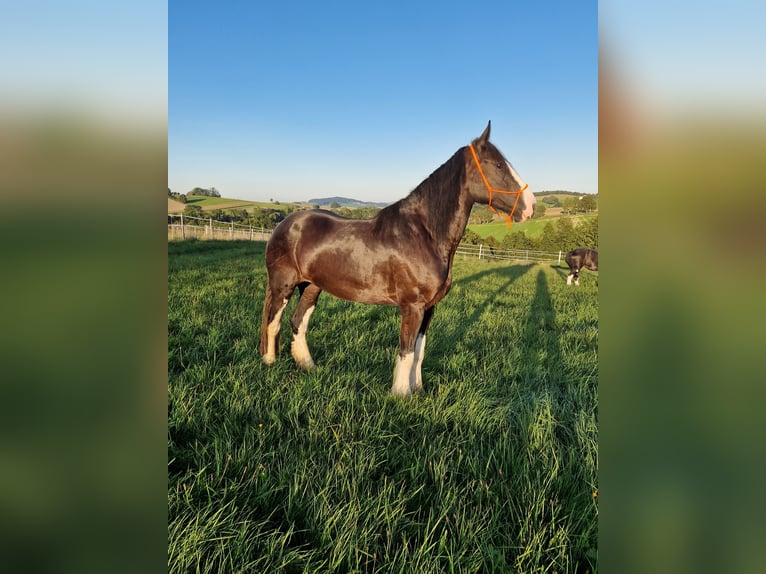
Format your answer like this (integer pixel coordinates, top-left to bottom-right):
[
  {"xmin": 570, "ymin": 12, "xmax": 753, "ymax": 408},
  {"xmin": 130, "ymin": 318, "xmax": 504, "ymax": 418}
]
[
  {"xmin": 565, "ymin": 248, "xmax": 598, "ymax": 285},
  {"xmin": 259, "ymin": 122, "xmax": 536, "ymax": 395}
]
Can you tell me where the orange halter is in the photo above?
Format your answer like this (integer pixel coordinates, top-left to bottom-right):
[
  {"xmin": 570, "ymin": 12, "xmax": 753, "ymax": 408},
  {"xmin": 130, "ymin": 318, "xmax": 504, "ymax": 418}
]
[{"xmin": 468, "ymin": 143, "xmax": 528, "ymax": 228}]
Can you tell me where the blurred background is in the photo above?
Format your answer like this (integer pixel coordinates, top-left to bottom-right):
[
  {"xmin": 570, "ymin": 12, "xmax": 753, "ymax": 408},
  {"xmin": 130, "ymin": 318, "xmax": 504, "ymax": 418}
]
[
  {"xmin": 600, "ymin": 1, "xmax": 766, "ymax": 572},
  {"xmin": 0, "ymin": 2, "xmax": 167, "ymax": 573},
  {"xmin": 1, "ymin": 1, "xmax": 765, "ymax": 572}
]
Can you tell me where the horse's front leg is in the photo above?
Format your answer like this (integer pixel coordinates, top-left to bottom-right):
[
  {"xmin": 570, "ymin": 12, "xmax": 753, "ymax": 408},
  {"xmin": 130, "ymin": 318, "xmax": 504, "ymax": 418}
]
[{"xmin": 391, "ymin": 304, "xmax": 425, "ymax": 396}]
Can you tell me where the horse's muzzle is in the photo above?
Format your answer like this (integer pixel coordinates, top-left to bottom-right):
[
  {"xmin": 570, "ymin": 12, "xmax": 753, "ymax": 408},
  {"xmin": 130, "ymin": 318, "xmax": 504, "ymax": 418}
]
[{"xmin": 516, "ymin": 195, "xmax": 536, "ymax": 222}]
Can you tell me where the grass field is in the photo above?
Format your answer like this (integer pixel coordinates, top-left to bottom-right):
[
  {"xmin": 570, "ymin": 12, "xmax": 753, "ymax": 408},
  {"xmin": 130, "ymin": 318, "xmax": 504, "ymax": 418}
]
[
  {"xmin": 168, "ymin": 240, "xmax": 598, "ymax": 572},
  {"xmin": 183, "ymin": 196, "xmax": 302, "ymax": 213},
  {"xmin": 468, "ymin": 213, "xmax": 597, "ymax": 240}
]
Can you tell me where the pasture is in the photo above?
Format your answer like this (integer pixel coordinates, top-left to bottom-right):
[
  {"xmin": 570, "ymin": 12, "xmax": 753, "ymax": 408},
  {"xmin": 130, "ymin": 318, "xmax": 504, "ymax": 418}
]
[
  {"xmin": 469, "ymin": 213, "xmax": 598, "ymax": 240},
  {"xmin": 183, "ymin": 196, "xmax": 303, "ymax": 212},
  {"xmin": 168, "ymin": 240, "xmax": 598, "ymax": 572}
]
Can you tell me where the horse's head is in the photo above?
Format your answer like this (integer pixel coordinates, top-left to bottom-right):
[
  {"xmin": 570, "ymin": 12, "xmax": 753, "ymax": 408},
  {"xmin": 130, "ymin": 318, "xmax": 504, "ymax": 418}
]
[{"xmin": 467, "ymin": 121, "xmax": 536, "ymax": 223}]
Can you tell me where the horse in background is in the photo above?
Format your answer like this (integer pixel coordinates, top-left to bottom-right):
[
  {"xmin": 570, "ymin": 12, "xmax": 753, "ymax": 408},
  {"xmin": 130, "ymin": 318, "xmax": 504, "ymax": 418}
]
[
  {"xmin": 565, "ymin": 248, "xmax": 598, "ymax": 285},
  {"xmin": 259, "ymin": 122, "xmax": 535, "ymax": 396}
]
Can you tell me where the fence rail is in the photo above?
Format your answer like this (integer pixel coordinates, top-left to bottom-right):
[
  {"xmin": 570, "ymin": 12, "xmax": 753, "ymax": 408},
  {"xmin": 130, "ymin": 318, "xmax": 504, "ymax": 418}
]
[
  {"xmin": 167, "ymin": 214, "xmax": 272, "ymax": 242},
  {"xmin": 455, "ymin": 243, "xmax": 565, "ymax": 265},
  {"xmin": 168, "ymin": 214, "xmax": 567, "ymax": 265}
]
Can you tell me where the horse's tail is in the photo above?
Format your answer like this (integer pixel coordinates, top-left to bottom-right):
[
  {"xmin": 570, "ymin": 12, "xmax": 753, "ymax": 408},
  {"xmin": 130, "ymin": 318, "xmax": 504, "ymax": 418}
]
[{"xmin": 259, "ymin": 286, "xmax": 276, "ymax": 357}]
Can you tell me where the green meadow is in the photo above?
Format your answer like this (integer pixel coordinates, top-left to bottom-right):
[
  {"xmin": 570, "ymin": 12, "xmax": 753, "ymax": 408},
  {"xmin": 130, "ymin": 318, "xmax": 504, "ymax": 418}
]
[
  {"xmin": 168, "ymin": 240, "xmax": 598, "ymax": 573},
  {"xmin": 469, "ymin": 213, "xmax": 597, "ymax": 240}
]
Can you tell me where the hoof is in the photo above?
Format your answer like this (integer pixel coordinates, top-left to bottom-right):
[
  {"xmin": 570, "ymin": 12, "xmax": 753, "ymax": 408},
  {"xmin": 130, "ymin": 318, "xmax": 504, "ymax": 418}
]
[
  {"xmin": 262, "ymin": 354, "xmax": 276, "ymax": 366},
  {"xmin": 296, "ymin": 359, "xmax": 316, "ymax": 370}
]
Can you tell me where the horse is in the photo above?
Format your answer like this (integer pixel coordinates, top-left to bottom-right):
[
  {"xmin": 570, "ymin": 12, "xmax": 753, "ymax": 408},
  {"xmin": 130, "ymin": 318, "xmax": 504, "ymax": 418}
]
[
  {"xmin": 564, "ymin": 248, "xmax": 598, "ymax": 285},
  {"xmin": 259, "ymin": 121, "xmax": 536, "ymax": 396}
]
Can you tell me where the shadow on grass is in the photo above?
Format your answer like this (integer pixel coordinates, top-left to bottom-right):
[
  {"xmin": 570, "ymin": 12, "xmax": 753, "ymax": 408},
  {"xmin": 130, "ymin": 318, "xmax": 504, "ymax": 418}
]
[{"xmin": 522, "ymin": 269, "xmax": 565, "ymax": 391}]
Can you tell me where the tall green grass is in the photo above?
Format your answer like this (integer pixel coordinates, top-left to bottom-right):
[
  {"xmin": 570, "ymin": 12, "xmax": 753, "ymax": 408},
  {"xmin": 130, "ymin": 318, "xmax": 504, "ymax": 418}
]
[{"xmin": 168, "ymin": 240, "xmax": 598, "ymax": 572}]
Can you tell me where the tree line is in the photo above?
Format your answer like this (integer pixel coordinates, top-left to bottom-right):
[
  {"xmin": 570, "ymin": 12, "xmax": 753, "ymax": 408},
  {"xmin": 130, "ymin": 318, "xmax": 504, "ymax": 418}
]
[
  {"xmin": 540, "ymin": 194, "xmax": 597, "ymax": 214},
  {"xmin": 462, "ymin": 215, "xmax": 598, "ymax": 253},
  {"xmin": 177, "ymin": 205, "xmax": 298, "ymax": 229},
  {"xmin": 168, "ymin": 187, "xmax": 221, "ymax": 204}
]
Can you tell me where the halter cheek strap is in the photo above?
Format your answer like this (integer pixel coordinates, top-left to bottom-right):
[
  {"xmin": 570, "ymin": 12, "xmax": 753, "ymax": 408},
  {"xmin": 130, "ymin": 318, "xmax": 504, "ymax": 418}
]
[{"xmin": 469, "ymin": 143, "xmax": 528, "ymax": 228}]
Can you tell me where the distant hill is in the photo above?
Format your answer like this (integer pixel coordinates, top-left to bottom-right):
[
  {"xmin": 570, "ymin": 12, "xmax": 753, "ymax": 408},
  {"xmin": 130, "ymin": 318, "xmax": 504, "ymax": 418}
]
[
  {"xmin": 306, "ymin": 196, "xmax": 390, "ymax": 208},
  {"xmin": 534, "ymin": 190, "xmax": 594, "ymax": 197}
]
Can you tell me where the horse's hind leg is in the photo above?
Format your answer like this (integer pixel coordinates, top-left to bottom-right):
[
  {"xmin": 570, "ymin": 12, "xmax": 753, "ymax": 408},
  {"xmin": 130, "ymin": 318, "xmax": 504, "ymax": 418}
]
[
  {"xmin": 412, "ymin": 306, "xmax": 435, "ymax": 393},
  {"xmin": 259, "ymin": 279, "xmax": 295, "ymax": 364},
  {"xmin": 290, "ymin": 282, "xmax": 321, "ymax": 370}
]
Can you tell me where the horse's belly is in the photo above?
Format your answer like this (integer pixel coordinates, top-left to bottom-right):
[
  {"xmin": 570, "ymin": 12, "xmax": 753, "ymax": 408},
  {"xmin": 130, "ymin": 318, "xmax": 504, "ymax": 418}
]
[{"xmin": 304, "ymin": 251, "xmax": 435, "ymax": 307}]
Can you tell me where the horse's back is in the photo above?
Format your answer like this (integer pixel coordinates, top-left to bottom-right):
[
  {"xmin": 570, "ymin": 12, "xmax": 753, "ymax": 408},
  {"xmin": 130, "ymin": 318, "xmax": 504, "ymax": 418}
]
[
  {"xmin": 267, "ymin": 210, "xmax": 346, "ymax": 260},
  {"xmin": 565, "ymin": 248, "xmax": 598, "ymax": 270}
]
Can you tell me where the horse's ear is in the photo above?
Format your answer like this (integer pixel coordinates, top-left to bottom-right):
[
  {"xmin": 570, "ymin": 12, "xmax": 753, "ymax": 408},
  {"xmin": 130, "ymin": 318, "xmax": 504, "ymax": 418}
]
[{"xmin": 475, "ymin": 121, "xmax": 491, "ymax": 148}]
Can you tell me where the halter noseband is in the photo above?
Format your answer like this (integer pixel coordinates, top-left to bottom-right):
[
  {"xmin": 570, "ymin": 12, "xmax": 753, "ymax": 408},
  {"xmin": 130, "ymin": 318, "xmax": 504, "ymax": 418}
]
[{"xmin": 469, "ymin": 143, "xmax": 528, "ymax": 228}]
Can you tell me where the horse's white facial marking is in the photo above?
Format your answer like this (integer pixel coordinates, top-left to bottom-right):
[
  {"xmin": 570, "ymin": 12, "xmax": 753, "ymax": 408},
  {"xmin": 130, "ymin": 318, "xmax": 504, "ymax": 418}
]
[
  {"xmin": 391, "ymin": 352, "xmax": 415, "ymax": 396},
  {"xmin": 291, "ymin": 305, "xmax": 316, "ymax": 369},
  {"xmin": 506, "ymin": 161, "xmax": 535, "ymax": 221},
  {"xmin": 263, "ymin": 298, "xmax": 288, "ymax": 364},
  {"xmin": 507, "ymin": 161, "xmax": 526, "ymax": 190},
  {"xmin": 413, "ymin": 334, "xmax": 427, "ymax": 392}
]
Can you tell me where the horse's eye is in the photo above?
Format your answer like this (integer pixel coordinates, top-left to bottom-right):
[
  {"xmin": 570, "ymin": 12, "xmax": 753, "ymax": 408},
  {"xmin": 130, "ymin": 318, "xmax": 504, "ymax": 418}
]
[{"xmin": 496, "ymin": 162, "xmax": 503, "ymax": 169}]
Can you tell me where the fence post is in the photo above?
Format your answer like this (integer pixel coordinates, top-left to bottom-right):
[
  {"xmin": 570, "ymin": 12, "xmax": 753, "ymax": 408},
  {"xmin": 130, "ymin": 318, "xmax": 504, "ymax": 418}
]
[
  {"xmin": 209, "ymin": 217, "xmax": 212, "ymax": 239},
  {"xmin": 557, "ymin": 250, "xmax": 562, "ymax": 266},
  {"xmin": 250, "ymin": 225, "xmax": 253, "ymax": 241},
  {"xmin": 180, "ymin": 214, "xmax": 185, "ymax": 240},
  {"xmin": 479, "ymin": 244, "xmax": 483, "ymax": 260},
  {"xmin": 526, "ymin": 250, "xmax": 529, "ymax": 263},
  {"xmin": 230, "ymin": 221, "xmax": 233, "ymax": 238}
]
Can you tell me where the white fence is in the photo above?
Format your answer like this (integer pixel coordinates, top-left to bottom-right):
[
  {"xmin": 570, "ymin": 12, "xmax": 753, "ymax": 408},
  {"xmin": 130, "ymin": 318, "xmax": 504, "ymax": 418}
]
[
  {"xmin": 455, "ymin": 243, "xmax": 565, "ymax": 265},
  {"xmin": 168, "ymin": 213, "xmax": 567, "ymax": 265},
  {"xmin": 167, "ymin": 214, "xmax": 272, "ymax": 242}
]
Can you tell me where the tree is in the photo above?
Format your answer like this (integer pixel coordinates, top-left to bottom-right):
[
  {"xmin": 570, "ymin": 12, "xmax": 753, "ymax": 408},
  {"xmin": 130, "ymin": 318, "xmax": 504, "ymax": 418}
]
[
  {"xmin": 575, "ymin": 216, "xmax": 598, "ymax": 248},
  {"xmin": 461, "ymin": 228, "xmax": 482, "ymax": 245},
  {"xmin": 188, "ymin": 187, "xmax": 221, "ymax": 198},
  {"xmin": 555, "ymin": 216, "xmax": 577, "ymax": 251},
  {"xmin": 562, "ymin": 197, "xmax": 580, "ymax": 214},
  {"xmin": 469, "ymin": 205, "xmax": 494, "ymax": 225},
  {"xmin": 580, "ymin": 194, "xmax": 597, "ymax": 212},
  {"xmin": 183, "ymin": 204, "xmax": 203, "ymax": 219},
  {"xmin": 539, "ymin": 222, "xmax": 558, "ymax": 252},
  {"xmin": 330, "ymin": 201, "xmax": 341, "ymax": 209},
  {"xmin": 532, "ymin": 203, "xmax": 546, "ymax": 219},
  {"xmin": 501, "ymin": 231, "xmax": 538, "ymax": 250}
]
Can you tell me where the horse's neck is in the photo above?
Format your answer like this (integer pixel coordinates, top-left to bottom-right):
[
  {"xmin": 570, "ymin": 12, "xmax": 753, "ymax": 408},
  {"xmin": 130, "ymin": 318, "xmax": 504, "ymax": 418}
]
[{"xmin": 405, "ymin": 156, "xmax": 474, "ymax": 255}]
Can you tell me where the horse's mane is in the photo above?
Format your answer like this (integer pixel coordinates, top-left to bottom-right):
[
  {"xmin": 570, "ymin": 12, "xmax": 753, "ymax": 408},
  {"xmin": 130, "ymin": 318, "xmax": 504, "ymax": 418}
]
[{"xmin": 372, "ymin": 148, "xmax": 466, "ymax": 241}]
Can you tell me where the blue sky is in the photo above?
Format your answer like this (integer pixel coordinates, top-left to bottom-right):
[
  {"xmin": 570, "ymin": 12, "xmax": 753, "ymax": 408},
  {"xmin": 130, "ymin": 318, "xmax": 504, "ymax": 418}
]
[{"xmin": 170, "ymin": 1, "xmax": 597, "ymax": 203}]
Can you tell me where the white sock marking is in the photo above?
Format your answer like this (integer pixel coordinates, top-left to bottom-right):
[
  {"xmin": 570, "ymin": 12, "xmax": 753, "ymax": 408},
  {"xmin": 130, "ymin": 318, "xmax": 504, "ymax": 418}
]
[
  {"xmin": 291, "ymin": 305, "xmax": 316, "ymax": 369},
  {"xmin": 262, "ymin": 298, "xmax": 288, "ymax": 364},
  {"xmin": 391, "ymin": 352, "xmax": 415, "ymax": 396},
  {"xmin": 413, "ymin": 334, "xmax": 426, "ymax": 392}
]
